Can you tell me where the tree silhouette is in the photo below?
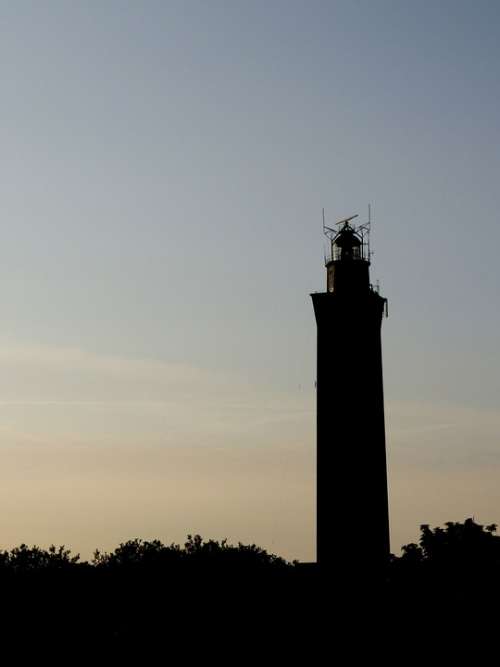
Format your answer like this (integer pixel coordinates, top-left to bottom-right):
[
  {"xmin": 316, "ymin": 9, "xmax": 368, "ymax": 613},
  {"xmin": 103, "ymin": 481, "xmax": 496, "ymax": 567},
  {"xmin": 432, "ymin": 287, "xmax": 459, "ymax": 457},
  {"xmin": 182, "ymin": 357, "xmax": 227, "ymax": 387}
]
[
  {"xmin": 0, "ymin": 520, "xmax": 497, "ymax": 649},
  {"xmin": 0, "ymin": 543, "xmax": 80, "ymax": 573},
  {"xmin": 92, "ymin": 534, "xmax": 292, "ymax": 574},
  {"xmin": 388, "ymin": 517, "xmax": 500, "ymax": 618},
  {"xmin": 399, "ymin": 518, "xmax": 500, "ymax": 569}
]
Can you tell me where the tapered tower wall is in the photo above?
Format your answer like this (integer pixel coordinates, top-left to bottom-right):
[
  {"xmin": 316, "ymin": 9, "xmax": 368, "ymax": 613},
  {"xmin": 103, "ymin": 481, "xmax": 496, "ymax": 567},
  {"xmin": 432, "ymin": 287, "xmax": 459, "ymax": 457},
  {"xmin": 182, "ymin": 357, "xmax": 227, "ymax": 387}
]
[{"xmin": 312, "ymin": 291, "xmax": 389, "ymax": 574}]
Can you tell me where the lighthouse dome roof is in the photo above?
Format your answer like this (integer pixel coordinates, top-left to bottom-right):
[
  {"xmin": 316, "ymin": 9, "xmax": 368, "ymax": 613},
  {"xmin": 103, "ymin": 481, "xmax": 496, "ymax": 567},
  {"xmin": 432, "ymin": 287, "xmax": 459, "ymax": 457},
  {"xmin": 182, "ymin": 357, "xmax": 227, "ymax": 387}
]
[{"xmin": 334, "ymin": 226, "xmax": 362, "ymax": 248}]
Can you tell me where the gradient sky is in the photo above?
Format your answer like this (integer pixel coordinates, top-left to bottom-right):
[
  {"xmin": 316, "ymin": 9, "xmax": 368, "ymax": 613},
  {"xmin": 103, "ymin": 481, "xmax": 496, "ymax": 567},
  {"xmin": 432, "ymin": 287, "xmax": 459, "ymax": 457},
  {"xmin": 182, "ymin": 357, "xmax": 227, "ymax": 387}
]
[{"xmin": 0, "ymin": 1, "xmax": 499, "ymax": 561}]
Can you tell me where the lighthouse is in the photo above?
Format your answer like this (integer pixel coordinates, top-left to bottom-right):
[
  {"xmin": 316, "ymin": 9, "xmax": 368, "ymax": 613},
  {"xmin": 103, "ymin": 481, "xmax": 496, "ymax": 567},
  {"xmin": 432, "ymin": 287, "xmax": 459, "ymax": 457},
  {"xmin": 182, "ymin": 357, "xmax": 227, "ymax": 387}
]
[{"xmin": 311, "ymin": 213, "xmax": 389, "ymax": 577}]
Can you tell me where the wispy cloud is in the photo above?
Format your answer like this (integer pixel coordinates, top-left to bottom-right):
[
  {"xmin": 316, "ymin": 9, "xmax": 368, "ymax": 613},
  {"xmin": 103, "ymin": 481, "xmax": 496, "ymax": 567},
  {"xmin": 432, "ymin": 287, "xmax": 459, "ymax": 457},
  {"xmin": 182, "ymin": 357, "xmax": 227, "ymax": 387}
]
[
  {"xmin": 0, "ymin": 340, "xmax": 314, "ymax": 559},
  {"xmin": 0, "ymin": 340, "xmax": 497, "ymax": 560}
]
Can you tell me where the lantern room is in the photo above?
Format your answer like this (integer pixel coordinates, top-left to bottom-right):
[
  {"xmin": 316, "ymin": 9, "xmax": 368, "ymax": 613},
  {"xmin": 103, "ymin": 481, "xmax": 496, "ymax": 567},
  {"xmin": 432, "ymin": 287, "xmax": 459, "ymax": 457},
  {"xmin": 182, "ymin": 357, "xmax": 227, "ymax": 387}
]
[{"xmin": 324, "ymin": 214, "xmax": 371, "ymax": 295}]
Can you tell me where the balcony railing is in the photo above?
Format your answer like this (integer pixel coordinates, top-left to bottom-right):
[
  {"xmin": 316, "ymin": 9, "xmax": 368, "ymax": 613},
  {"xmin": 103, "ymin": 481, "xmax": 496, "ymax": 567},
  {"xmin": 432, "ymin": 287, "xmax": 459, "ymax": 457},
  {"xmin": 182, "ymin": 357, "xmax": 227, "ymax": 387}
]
[{"xmin": 326, "ymin": 246, "xmax": 368, "ymax": 263}]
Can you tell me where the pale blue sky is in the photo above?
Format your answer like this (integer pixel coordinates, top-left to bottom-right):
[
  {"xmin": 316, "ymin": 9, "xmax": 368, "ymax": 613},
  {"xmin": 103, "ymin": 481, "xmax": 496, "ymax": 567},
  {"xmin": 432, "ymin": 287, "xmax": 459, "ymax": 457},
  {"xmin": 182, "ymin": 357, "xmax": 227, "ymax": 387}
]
[{"xmin": 0, "ymin": 1, "xmax": 499, "ymax": 560}]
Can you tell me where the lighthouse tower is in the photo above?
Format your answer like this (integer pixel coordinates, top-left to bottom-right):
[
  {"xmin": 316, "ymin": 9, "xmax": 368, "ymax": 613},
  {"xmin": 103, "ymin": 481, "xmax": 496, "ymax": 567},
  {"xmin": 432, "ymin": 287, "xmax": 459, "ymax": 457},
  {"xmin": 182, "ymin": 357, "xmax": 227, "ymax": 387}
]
[{"xmin": 311, "ymin": 213, "xmax": 389, "ymax": 577}]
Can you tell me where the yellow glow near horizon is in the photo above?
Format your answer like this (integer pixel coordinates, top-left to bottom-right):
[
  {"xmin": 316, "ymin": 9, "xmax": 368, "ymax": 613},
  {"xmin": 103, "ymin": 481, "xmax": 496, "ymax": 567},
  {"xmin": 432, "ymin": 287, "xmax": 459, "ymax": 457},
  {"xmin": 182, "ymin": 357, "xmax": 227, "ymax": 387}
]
[{"xmin": 0, "ymin": 341, "xmax": 498, "ymax": 561}]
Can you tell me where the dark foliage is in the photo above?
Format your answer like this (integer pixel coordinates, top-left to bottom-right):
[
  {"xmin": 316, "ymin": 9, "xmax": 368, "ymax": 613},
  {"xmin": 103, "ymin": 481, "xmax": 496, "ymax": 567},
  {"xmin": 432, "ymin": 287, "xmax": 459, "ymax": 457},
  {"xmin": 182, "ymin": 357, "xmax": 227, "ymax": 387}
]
[
  {"xmin": 0, "ymin": 543, "xmax": 81, "ymax": 572},
  {"xmin": 0, "ymin": 520, "xmax": 498, "ymax": 652},
  {"xmin": 92, "ymin": 534, "xmax": 292, "ymax": 571},
  {"xmin": 385, "ymin": 517, "xmax": 500, "ymax": 647},
  {"xmin": 392, "ymin": 517, "xmax": 500, "ymax": 587}
]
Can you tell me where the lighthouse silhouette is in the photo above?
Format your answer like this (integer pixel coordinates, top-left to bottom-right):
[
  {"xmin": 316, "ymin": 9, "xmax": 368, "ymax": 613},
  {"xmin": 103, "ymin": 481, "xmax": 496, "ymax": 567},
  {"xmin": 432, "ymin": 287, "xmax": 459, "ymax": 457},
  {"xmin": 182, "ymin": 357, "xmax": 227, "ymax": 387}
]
[{"xmin": 311, "ymin": 212, "xmax": 389, "ymax": 577}]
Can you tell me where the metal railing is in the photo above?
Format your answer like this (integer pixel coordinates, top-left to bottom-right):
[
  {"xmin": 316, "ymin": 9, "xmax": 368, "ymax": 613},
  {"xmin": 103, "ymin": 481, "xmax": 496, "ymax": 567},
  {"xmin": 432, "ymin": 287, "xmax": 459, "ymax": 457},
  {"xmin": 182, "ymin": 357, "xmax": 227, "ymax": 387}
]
[{"xmin": 326, "ymin": 247, "xmax": 368, "ymax": 263}]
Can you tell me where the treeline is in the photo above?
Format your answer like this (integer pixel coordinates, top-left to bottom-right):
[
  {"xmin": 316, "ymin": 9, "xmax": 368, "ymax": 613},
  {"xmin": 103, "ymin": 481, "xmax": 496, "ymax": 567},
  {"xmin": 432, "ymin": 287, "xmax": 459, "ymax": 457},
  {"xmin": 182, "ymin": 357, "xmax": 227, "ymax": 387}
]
[
  {"xmin": 2, "ymin": 517, "xmax": 499, "ymax": 576},
  {"xmin": 0, "ymin": 533, "xmax": 292, "ymax": 573},
  {"xmin": 0, "ymin": 519, "xmax": 498, "ymax": 649},
  {"xmin": 0, "ymin": 533, "xmax": 306, "ymax": 649}
]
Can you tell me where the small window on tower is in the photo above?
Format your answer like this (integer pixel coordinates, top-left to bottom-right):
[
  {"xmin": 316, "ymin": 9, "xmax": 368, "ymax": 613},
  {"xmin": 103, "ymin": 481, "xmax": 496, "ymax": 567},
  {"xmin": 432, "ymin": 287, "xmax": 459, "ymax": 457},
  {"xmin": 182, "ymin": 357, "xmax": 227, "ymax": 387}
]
[{"xmin": 327, "ymin": 267, "xmax": 334, "ymax": 292}]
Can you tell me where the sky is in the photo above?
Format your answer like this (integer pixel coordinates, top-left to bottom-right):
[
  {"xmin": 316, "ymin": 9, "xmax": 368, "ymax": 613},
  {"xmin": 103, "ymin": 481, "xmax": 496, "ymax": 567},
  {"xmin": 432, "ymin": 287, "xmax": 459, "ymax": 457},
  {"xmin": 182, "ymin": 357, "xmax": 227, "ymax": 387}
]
[{"xmin": 0, "ymin": 0, "xmax": 499, "ymax": 561}]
